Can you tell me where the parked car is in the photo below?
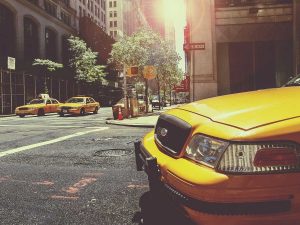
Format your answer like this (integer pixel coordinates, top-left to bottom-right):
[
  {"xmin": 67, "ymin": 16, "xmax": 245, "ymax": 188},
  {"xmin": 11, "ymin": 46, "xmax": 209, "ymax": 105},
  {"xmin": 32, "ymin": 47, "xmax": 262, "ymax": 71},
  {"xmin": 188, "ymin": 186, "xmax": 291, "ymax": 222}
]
[
  {"xmin": 135, "ymin": 79, "xmax": 300, "ymax": 225},
  {"xmin": 151, "ymin": 96, "xmax": 164, "ymax": 108},
  {"xmin": 57, "ymin": 96, "xmax": 100, "ymax": 116},
  {"xmin": 15, "ymin": 96, "xmax": 60, "ymax": 117}
]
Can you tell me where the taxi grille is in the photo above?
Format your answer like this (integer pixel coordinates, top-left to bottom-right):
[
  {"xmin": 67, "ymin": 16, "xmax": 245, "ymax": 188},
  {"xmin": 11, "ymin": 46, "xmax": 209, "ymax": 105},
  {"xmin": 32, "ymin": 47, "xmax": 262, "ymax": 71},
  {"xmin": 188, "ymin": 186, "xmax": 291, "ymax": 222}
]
[
  {"xmin": 154, "ymin": 114, "xmax": 192, "ymax": 155},
  {"xmin": 19, "ymin": 107, "xmax": 28, "ymax": 110}
]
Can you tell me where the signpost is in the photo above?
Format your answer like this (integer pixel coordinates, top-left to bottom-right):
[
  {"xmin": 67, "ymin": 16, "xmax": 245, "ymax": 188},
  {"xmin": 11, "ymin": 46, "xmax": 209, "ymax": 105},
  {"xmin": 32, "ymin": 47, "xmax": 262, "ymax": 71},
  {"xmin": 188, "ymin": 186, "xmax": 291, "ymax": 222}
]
[{"xmin": 7, "ymin": 57, "xmax": 15, "ymax": 113}]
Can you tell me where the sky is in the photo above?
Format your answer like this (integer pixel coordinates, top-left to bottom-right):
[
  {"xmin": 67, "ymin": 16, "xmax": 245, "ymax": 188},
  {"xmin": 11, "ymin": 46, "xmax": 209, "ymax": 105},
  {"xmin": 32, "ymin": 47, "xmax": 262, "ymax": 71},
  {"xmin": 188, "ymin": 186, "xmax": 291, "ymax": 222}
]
[{"xmin": 163, "ymin": 0, "xmax": 186, "ymax": 72}]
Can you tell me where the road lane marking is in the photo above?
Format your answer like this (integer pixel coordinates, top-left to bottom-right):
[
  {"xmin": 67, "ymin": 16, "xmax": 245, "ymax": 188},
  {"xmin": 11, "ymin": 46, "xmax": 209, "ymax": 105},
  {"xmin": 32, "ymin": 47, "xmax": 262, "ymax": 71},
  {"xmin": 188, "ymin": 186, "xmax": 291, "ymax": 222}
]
[
  {"xmin": 0, "ymin": 127, "xmax": 109, "ymax": 158},
  {"xmin": 0, "ymin": 124, "xmax": 98, "ymax": 128},
  {"xmin": 63, "ymin": 177, "xmax": 97, "ymax": 194}
]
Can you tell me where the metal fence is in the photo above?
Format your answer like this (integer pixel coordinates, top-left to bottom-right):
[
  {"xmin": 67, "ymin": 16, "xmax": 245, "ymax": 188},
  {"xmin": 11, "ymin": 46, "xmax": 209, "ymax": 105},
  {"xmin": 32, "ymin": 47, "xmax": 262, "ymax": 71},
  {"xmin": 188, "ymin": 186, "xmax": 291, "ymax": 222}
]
[{"xmin": 0, "ymin": 69, "xmax": 78, "ymax": 114}]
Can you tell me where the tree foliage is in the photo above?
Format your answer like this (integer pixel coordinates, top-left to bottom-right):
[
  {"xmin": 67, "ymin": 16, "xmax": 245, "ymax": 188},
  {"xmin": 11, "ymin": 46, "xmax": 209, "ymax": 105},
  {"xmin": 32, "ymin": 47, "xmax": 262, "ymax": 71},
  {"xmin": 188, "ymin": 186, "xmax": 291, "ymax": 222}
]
[
  {"xmin": 32, "ymin": 59, "xmax": 63, "ymax": 72},
  {"xmin": 68, "ymin": 36, "xmax": 106, "ymax": 83},
  {"xmin": 110, "ymin": 28, "xmax": 183, "ymax": 109}
]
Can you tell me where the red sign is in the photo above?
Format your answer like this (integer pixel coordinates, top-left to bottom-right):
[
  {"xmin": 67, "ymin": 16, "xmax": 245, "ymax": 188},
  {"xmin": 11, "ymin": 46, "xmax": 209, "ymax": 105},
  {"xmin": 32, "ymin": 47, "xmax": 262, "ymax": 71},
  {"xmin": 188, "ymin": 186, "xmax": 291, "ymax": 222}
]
[
  {"xmin": 183, "ymin": 43, "xmax": 205, "ymax": 51},
  {"xmin": 173, "ymin": 76, "xmax": 190, "ymax": 93}
]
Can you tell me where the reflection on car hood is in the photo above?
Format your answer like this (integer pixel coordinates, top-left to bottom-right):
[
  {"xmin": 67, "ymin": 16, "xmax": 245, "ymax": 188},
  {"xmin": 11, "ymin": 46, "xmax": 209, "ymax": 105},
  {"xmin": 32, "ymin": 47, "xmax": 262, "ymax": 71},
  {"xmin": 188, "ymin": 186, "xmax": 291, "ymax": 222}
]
[
  {"xmin": 179, "ymin": 87, "xmax": 300, "ymax": 130},
  {"xmin": 60, "ymin": 103, "xmax": 83, "ymax": 107},
  {"xmin": 17, "ymin": 104, "xmax": 44, "ymax": 108}
]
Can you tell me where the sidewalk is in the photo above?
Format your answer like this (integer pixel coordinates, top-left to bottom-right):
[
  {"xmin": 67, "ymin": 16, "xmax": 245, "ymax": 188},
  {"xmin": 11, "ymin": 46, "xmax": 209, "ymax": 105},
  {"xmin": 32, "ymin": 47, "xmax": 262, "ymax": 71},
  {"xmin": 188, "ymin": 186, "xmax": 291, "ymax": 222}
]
[{"xmin": 106, "ymin": 106, "xmax": 177, "ymax": 128}]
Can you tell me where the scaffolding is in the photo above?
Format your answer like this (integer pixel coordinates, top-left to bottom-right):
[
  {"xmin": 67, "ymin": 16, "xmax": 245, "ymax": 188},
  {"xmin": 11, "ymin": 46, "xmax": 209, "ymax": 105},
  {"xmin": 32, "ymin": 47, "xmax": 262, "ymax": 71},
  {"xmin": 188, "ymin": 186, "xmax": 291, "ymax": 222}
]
[{"xmin": 0, "ymin": 69, "xmax": 78, "ymax": 115}]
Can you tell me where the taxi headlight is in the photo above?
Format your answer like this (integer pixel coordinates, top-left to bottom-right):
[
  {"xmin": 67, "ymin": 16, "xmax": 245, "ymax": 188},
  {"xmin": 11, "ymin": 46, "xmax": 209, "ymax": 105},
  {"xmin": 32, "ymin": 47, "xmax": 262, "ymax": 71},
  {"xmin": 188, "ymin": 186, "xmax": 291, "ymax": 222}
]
[{"xmin": 184, "ymin": 134, "xmax": 229, "ymax": 168}]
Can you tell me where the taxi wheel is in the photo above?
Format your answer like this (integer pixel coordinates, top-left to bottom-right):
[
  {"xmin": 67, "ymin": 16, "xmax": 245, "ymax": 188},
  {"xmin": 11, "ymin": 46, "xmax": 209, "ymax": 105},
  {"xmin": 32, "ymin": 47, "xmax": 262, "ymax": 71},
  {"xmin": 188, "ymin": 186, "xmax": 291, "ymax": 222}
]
[
  {"xmin": 93, "ymin": 107, "xmax": 99, "ymax": 114},
  {"xmin": 37, "ymin": 109, "xmax": 45, "ymax": 116},
  {"xmin": 19, "ymin": 115, "xmax": 25, "ymax": 118},
  {"xmin": 80, "ymin": 108, "xmax": 85, "ymax": 116},
  {"xmin": 59, "ymin": 112, "xmax": 64, "ymax": 117}
]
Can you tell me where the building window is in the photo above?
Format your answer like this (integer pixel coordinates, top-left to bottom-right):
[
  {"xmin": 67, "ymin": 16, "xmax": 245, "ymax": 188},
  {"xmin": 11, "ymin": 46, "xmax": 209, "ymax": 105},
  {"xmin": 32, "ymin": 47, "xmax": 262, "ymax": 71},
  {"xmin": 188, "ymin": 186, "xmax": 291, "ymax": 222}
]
[
  {"xmin": 114, "ymin": 21, "xmax": 117, "ymax": 27},
  {"xmin": 109, "ymin": 11, "xmax": 112, "ymax": 17},
  {"xmin": 61, "ymin": 0, "xmax": 70, "ymax": 6},
  {"xmin": 109, "ymin": 1, "xmax": 112, "ymax": 7},
  {"xmin": 61, "ymin": 11, "xmax": 71, "ymax": 26},
  {"xmin": 27, "ymin": 0, "xmax": 39, "ymax": 5},
  {"xmin": 24, "ymin": 17, "xmax": 39, "ymax": 65},
  {"xmin": 61, "ymin": 35, "xmax": 70, "ymax": 66},
  {"xmin": 79, "ymin": 6, "xmax": 82, "ymax": 17},
  {"xmin": 110, "ymin": 31, "xmax": 113, "ymax": 37},
  {"xmin": 114, "ymin": 30, "xmax": 117, "ymax": 37},
  {"xmin": 0, "ymin": 4, "xmax": 15, "ymax": 68},
  {"xmin": 114, "ymin": 11, "xmax": 117, "ymax": 17},
  {"xmin": 113, "ymin": 1, "xmax": 116, "ymax": 7},
  {"xmin": 109, "ymin": 21, "xmax": 113, "ymax": 27},
  {"xmin": 44, "ymin": 0, "xmax": 57, "ymax": 17},
  {"xmin": 45, "ymin": 27, "xmax": 57, "ymax": 61}
]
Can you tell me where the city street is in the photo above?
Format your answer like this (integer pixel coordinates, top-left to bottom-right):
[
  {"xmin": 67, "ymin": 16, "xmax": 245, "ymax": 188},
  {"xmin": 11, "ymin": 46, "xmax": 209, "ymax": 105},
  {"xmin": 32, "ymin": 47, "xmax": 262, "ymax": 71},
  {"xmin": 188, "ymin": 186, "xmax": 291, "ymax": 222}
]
[{"xmin": 0, "ymin": 108, "xmax": 151, "ymax": 225}]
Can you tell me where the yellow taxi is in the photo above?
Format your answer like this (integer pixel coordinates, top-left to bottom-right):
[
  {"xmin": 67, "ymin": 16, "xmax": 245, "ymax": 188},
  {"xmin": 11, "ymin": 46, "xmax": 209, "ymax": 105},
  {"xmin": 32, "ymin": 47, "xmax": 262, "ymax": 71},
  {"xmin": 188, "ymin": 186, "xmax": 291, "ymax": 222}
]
[
  {"xmin": 135, "ymin": 83, "xmax": 300, "ymax": 224},
  {"xmin": 57, "ymin": 96, "xmax": 100, "ymax": 116},
  {"xmin": 15, "ymin": 96, "xmax": 60, "ymax": 117}
]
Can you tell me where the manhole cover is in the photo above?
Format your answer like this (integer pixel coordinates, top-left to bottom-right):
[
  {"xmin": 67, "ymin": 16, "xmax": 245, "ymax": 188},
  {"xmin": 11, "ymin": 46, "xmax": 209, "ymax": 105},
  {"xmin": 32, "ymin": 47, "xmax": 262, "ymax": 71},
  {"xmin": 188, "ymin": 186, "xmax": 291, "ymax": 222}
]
[{"xmin": 94, "ymin": 149, "xmax": 132, "ymax": 157}]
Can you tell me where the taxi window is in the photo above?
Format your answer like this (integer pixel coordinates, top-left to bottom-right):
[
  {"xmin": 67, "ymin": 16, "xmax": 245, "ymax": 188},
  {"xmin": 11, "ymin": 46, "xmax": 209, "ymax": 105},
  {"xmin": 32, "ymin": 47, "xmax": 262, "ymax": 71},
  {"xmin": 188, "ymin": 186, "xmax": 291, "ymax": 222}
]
[
  {"xmin": 86, "ymin": 98, "xmax": 91, "ymax": 103},
  {"xmin": 51, "ymin": 99, "xmax": 59, "ymax": 104},
  {"xmin": 29, "ymin": 99, "xmax": 45, "ymax": 104},
  {"xmin": 46, "ymin": 99, "xmax": 51, "ymax": 104},
  {"xmin": 89, "ymin": 98, "xmax": 95, "ymax": 103}
]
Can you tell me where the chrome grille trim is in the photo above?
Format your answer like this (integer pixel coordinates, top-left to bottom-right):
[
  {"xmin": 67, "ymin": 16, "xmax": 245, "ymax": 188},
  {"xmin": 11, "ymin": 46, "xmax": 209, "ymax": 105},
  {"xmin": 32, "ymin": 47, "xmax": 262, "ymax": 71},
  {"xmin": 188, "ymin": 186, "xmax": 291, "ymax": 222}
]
[{"xmin": 217, "ymin": 142, "xmax": 300, "ymax": 174}]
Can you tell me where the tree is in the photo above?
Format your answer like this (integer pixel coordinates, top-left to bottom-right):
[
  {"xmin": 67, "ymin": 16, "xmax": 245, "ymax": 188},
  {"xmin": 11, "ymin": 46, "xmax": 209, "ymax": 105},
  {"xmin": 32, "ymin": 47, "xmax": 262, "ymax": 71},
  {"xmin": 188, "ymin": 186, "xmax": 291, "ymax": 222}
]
[
  {"xmin": 110, "ymin": 28, "xmax": 182, "ymax": 112},
  {"xmin": 68, "ymin": 36, "xmax": 106, "ymax": 83},
  {"xmin": 32, "ymin": 59, "xmax": 63, "ymax": 93}
]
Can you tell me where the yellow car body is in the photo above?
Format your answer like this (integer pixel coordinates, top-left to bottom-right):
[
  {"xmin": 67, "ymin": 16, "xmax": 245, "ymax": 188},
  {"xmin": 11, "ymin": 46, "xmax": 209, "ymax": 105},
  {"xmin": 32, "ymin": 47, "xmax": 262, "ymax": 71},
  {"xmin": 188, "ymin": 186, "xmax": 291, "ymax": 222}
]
[
  {"xmin": 58, "ymin": 96, "xmax": 100, "ymax": 116},
  {"xmin": 15, "ymin": 98, "xmax": 60, "ymax": 117},
  {"xmin": 135, "ymin": 87, "xmax": 300, "ymax": 225}
]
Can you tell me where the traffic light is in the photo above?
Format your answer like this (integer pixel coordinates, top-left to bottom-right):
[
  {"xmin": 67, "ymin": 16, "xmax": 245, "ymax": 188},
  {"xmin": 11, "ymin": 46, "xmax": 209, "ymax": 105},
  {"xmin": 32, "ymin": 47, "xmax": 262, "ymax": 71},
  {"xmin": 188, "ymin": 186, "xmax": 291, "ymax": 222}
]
[{"xmin": 126, "ymin": 66, "xmax": 138, "ymax": 77}]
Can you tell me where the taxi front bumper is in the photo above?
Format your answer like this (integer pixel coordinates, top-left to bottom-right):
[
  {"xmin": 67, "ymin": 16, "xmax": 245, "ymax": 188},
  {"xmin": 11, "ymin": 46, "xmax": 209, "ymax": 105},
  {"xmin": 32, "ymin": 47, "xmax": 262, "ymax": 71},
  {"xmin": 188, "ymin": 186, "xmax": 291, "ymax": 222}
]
[{"xmin": 134, "ymin": 140, "xmax": 294, "ymax": 216}]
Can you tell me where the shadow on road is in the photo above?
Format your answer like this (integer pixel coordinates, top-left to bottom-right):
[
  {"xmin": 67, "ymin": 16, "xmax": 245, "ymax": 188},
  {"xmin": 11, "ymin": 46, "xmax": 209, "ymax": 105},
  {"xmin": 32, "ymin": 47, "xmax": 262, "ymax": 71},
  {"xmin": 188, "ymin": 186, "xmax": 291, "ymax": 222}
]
[{"xmin": 132, "ymin": 191, "xmax": 196, "ymax": 225}]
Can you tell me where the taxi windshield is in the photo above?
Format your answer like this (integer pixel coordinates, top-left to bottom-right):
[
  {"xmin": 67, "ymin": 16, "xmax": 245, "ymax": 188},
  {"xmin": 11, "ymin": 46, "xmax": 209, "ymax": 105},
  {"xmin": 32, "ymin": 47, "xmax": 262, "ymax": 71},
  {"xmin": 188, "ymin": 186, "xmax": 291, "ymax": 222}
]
[
  {"xmin": 29, "ymin": 99, "xmax": 45, "ymax": 104},
  {"xmin": 66, "ymin": 98, "xmax": 85, "ymax": 103}
]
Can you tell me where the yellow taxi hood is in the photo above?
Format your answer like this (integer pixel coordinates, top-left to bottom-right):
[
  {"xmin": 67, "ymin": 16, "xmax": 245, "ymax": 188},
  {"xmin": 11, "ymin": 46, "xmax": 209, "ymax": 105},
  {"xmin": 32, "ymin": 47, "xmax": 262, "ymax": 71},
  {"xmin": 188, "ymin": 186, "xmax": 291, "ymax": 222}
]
[
  {"xmin": 179, "ymin": 87, "xmax": 300, "ymax": 131},
  {"xmin": 17, "ymin": 103, "xmax": 44, "ymax": 108}
]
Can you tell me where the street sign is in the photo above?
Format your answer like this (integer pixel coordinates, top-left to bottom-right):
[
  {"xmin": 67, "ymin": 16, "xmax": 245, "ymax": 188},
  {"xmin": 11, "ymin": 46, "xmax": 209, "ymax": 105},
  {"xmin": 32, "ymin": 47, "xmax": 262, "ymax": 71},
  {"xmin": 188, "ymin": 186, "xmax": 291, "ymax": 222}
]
[
  {"xmin": 7, "ymin": 57, "xmax": 15, "ymax": 70},
  {"xmin": 143, "ymin": 65, "xmax": 156, "ymax": 80},
  {"xmin": 183, "ymin": 43, "xmax": 205, "ymax": 51}
]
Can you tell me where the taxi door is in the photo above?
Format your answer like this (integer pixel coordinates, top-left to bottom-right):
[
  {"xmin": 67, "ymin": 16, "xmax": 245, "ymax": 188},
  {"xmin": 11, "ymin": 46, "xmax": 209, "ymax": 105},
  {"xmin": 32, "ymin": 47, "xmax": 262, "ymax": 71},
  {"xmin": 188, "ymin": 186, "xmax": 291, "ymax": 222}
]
[
  {"xmin": 50, "ymin": 99, "xmax": 60, "ymax": 112},
  {"xmin": 45, "ymin": 99, "xmax": 52, "ymax": 113}
]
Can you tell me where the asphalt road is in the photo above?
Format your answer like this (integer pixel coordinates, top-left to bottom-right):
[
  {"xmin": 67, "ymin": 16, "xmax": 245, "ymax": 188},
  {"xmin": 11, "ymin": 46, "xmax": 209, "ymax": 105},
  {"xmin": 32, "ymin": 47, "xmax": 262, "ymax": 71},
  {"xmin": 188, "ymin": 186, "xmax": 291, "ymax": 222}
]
[{"xmin": 0, "ymin": 108, "xmax": 153, "ymax": 225}]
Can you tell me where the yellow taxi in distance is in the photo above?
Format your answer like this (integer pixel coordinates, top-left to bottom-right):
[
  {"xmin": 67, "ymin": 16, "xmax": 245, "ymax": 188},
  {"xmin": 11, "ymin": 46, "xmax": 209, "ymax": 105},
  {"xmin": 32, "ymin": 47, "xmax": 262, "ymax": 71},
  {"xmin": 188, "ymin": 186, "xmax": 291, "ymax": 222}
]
[
  {"xmin": 15, "ymin": 97, "xmax": 60, "ymax": 118},
  {"xmin": 58, "ymin": 96, "xmax": 100, "ymax": 116},
  {"xmin": 135, "ymin": 83, "xmax": 300, "ymax": 225}
]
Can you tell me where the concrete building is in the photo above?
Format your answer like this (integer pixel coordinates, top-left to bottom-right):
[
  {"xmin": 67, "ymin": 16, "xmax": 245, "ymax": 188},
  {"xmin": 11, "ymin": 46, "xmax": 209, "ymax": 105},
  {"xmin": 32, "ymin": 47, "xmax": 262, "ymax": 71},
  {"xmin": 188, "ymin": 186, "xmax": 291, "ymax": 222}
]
[
  {"xmin": 185, "ymin": 0, "xmax": 296, "ymax": 101},
  {"xmin": 75, "ymin": 0, "xmax": 107, "ymax": 31},
  {"xmin": 0, "ymin": 0, "xmax": 77, "ymax": 70},
  {"xmin": 106, "ymin": 0, "xmax": 148, "ymax": 39}
]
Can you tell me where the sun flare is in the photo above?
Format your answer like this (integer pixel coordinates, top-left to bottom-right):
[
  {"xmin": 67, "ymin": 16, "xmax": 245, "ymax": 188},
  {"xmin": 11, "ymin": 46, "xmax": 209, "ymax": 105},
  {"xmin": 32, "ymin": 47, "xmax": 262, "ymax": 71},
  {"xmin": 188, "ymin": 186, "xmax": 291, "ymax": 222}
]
[{"xmin": 162, "ymin": 0, "xmax": 186, "ymax": 24}]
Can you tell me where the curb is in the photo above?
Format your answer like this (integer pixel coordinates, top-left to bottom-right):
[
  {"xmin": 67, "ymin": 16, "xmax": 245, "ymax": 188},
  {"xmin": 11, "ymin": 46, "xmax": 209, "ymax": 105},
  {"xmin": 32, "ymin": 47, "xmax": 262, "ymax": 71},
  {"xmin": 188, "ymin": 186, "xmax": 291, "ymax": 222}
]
[{"xmin": 105, "ymin": 120, "xmax": 155, "ymax": 128}]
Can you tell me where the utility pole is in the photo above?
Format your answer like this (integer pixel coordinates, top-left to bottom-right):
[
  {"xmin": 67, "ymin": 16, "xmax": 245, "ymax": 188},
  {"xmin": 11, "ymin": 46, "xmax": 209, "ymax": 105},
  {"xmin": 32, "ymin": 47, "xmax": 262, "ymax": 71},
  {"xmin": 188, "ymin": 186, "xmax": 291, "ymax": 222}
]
[{"xmin": 123, "ymin": 65, "xmax": 128, "ymax": 118}]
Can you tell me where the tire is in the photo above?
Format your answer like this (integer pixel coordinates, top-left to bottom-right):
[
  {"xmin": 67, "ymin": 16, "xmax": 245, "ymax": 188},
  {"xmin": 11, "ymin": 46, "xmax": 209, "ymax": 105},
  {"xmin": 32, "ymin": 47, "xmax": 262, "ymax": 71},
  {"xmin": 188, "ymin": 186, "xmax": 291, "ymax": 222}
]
[
  {"xmin": 80, "ymin": 108, "xmax": 85, "ymax": 116},
  {"xmin": 93, "ymin": 107, "xmax": 99, "ymax": 114},
  {"xmin": 59, "ymin": 112, "xmax": 64, "ymax": 117},
  {"xmin": 19, "ymin": 115, "xmax": 25, "ymax": 118},
  {"xmin": 37, "ymin": 109, "xmax": 45, "ymax": 116}
]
